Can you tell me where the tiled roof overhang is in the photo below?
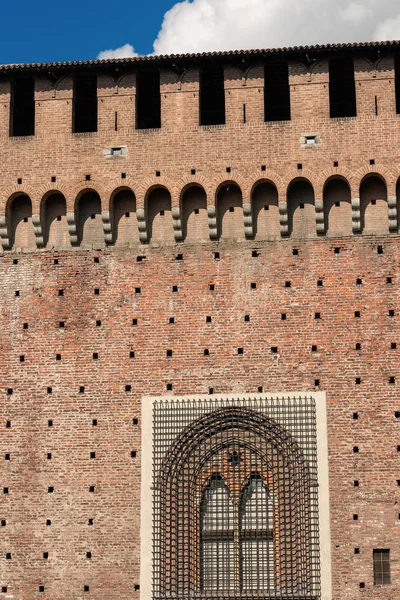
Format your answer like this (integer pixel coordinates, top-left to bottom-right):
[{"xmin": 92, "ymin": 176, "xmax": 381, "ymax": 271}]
[{"xmin": 1, "ymin": 39, "xmax": 399, "ymax": 75}]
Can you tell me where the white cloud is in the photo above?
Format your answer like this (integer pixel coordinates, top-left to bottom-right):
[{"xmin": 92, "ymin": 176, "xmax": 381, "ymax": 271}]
[
  {"xmin": 374, "ymin": 14, "xmax": 400, "ymax": 41},
  {"xmin": 340, "ymin": 3, "xmax": 373, "ymax": 24},
  {"xmin": 151, "ymin": 0, "xmax": 400, "ymax": 55},
  {"xmin": 97, "ymin": 1, "xmax": 400, "ymax": 60},
  {"xmin": 97, "ymin": 43, "xmax": 138, "ymax": 60}
]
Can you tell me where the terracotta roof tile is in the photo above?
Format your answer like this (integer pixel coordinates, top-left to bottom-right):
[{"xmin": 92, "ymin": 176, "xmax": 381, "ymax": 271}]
[{"xmin": 1, "ymin": 39, "xmax": 399, "ymax": 72}]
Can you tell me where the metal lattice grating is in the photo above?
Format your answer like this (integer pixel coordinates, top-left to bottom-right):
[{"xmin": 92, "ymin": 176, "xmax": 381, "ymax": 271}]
[{"xmin": 152, "ymin": 395, "xmax": 321, "ymax": 599}]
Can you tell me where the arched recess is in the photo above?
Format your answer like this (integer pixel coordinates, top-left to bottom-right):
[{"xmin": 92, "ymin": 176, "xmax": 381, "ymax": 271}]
[
  {"xmin": 43, "ymin": 193, "xmax": 69, "ymax": 248},
  {"xmin": 360, "ymin": 175, "xmax": 388, "ymax": 234},
  {"xmin": 111, "ymin": 189, "xmax": 139, "ymax": 246},
  {"xmin": 8, "ymin": 194, "xmax": 36, "ymax": 250},
  {"xmin": 252, "ymin": 181, "xmax": 280, "ymax": 240},
  {"xmin": 323, "ymin": 177, "xmax": 352, "ymax": 236},
  {"xmin": 146, "ymin": 187, "xmax": 174, "ymax": 244},
  {"xmin": 287, "ymin": 179, "xmax": 315, "ymax": 238},
  {"xmin": 76, "ymin": 190, "xmax": 103, "ymax": 246},
  {"xmin": 155, "ymin": 406, "xmax": 318, "ymax": 598},
  {"xmin": 181, "ymin": 185, "xmax": 208, "ymax": 242},
  {"xmin": 217, "ymin": 183, "xmax": 244, "ymax": 239}
]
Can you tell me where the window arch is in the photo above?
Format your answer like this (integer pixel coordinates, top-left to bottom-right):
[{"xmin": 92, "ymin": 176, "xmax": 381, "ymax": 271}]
[
  {"xmin": 240, "ymin": 473, "xmax": 275, "ymax": 592},
  {"xmin": 201, "ymin": 475, "xmax": 235, "ymax": 592},
  {"xmin": 200, "ymin": 472, "xmax": 275, "ymax": 593},
  {"xmin": 153, "ymin": 401, "xmax": 321, "ymax": 599}
]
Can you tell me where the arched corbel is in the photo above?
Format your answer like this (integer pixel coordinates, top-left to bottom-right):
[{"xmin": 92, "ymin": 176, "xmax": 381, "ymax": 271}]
[
  {"xmin": 66, "ymin": 212, "xmax": 79, "ymax": 246},
  {"xmin": 136, "ymin": 206, "xmax": 148, "ymax": 244},
  {"xmin": 388, "ymin": 195, "xmax": 397, "ymax": 232},
  {"xmin": 243, "ymin": 198, "xmax": 253, "ymax": 238},
  {"xmin": 387, "ymin": 183, "xmax": 397, "ymax": 232},
  {"xmin": 172, "ymin": 206, "xmax": 183, "ymax": 242},
  {"xmin": 279, "ymin": 200, "xmax": 289, "ymax": 237},
  {"xmin": 315, "ymin": 199, "xmax": 325, "ymax": 235},
  {"xmin": 0, "ymin": 216, "xmax": 10, "ymax": 250},
  {"xmin": 32, "ymin": 214, "xmax": 44, "ymax": 248},
  {"xmin": 351, "ymin": 197, "xmax": 361, "ymax": 233},
  {"xmin": 207, "ymin": 206, "xmax": 218, "ymax": 240},
  {"xmin": 102, "ymin": 211, "xmax": 113, "ymax": 245}
]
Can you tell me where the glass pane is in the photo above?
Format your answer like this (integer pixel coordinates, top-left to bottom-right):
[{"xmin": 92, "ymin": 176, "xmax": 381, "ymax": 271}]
[
  {"xmin": 202, "ymin": 476, "xmax": 234, "ymax": 532},
  {"xmin": 241, "ymin": 474, "xmax": 275, "ymax": 590},
  {"xmin": 241, "ymin": 474, "xmax": 273, "ymax": 530},
  {"xmin": 241, "ymin": 539, "xmax": 274, "ymax": 591},
  {"xmin": 202, "ymin": 540, "xmax": 235, "ymax": 591},
  {"xmin": 201, "ymin": 476, "xmax": 235, "ymax": 591},
  {"xmin": 373, "ymin": 549, "xmax": 391, "ymax": 585}
]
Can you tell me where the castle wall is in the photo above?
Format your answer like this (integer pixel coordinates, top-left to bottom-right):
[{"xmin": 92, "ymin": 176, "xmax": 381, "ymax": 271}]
[{"xmin": 1, "ymin": 51, "xmax": 400, "ymax": 599}]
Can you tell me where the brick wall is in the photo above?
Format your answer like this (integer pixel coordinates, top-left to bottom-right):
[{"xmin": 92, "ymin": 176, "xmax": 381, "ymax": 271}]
[{"xmin": 0, "ymin": 50, "xmax": 400, "ymax": 599}]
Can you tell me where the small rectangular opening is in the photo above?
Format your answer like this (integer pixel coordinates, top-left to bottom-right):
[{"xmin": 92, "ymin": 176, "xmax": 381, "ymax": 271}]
[
  {"xmin": 200, "ymin": 65, "xmax": 225, "ymax": 126},
  {"xmin": 264, "ymin": 61, "xmax": 291, "ymax": 122},
  {"xmin": 136, "ymin": 70, "xmax": 161, "ymax": 129},
  {"xmin": 73, "ymin": 74, "xmax": 98, "ymax": 133},
  {"xmin": 373, "ymin": 549, "xmax": 391, "ymax": 585},
  {"xmin": 329, "ymin": 57, "xmax": 356, "ymax": 118},
  {"xmin": 10, "ymin": 78, "xmax": 35, "ymax": 136}
]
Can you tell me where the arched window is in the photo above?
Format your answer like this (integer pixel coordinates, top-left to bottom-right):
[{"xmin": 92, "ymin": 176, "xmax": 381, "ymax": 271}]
[
  {"xmin": 240, "ymin": 473, "xmax": 275, "ymax": 592},
  {"xmin": 152, "ymin": 401, "xmax": 322, "ymax": 600},
  {"xmin": 200, "ymin": 472, "xmax": 275, "ymax": 594},
  {"xmin": 201, "ymin": 475, "xmax": 235, "ymax": 591}
]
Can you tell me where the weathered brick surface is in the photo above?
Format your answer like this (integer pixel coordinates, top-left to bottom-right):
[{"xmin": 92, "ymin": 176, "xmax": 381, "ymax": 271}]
[{"xmin": 0, "ymin": 49, "xmax": 400, "ymax": 599}]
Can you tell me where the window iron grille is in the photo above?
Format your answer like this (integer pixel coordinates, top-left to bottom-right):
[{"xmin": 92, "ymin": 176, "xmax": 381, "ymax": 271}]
[{"xmin": 152, "ymin": 395, "xmax": 321, "ymax": 599}]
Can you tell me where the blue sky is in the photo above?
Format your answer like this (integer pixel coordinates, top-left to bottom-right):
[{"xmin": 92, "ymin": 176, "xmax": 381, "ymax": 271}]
[
  {"xmin": 0, "ymin": 0, "xmax": 175, "ymax": 64},
  {"xmin": 2, "ymin": 0, "xmax": 400, "ymax": 65}
]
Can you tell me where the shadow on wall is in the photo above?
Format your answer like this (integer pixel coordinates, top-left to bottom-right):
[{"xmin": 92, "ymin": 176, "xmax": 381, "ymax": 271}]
[
  {"xmin": 217, "ymin": 184, "xmax": 243, "ymax": 239},
  {"xmin": 77, "ymin": 191, "xmax": 103, "ymax": 246},
  {"xmin": 287, "ymin": 179, "xmax": 315, "ymax": 238},
  {"xmin": 5, "ymin": 173, "xmax": 400, "ymax": 250},
  {"xmin": 182, "ymin": 186, "xmax": 208, "ymax": 242},
  {"xmin": 147, "ymin": 187, "xmax": 174, "ymax": 244},
  {"xmin": 360, "ymin": 176, "xmax": 388, "ymax": 235},
  {"xmin": 112, "ymin": 189, "xmax": 139, "ymax": 246},
  {"xmin": 43, "ymin": 193, "xmax": 69, "ymax": 248},
  {"xmin": 323, "ymin": 178, "xmax": 352, "ymax": 236},
  {"xmin": 252, "ymin": 182, "xmax": 280, "ymax": 240},
  {"xmin": 9, "ymin": 194, "xmax": 36, "ymax": 250}
]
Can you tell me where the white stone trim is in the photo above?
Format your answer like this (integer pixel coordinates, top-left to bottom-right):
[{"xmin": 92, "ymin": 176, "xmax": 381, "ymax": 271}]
[{"xmin": 141, "ymin": 392, "xmax": 332, "ymax": 600}]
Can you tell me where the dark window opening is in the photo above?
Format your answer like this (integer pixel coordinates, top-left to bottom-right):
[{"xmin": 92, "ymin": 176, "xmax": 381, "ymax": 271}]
[
  {"xmin": 329, "ymin": 57, "xmax": 356, "ymax": 118},
  {"xmin": 136, "ymin": 70, "xmax": 161, "ymax": 129},
  {"xmin": 395, "ymin": 55, "xmax": 400, "ymax": 114},
  {"xmin": 10, "ymin": 78, "xmax": 35, "ymax": 136},
  {"xmin": 373, "ymin": 549, "xmax": 391, "ymax": 585},
  {"xmin": 73, "ymin": 74, "xmax": 98, "ymax": 133},
  {"xmin": 200, "ymin": 65, "xmax": 225, "ymax": 126},
  {"xmin": 264, "ymin": 61, "xmax": 291, "ymax": 122}
]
